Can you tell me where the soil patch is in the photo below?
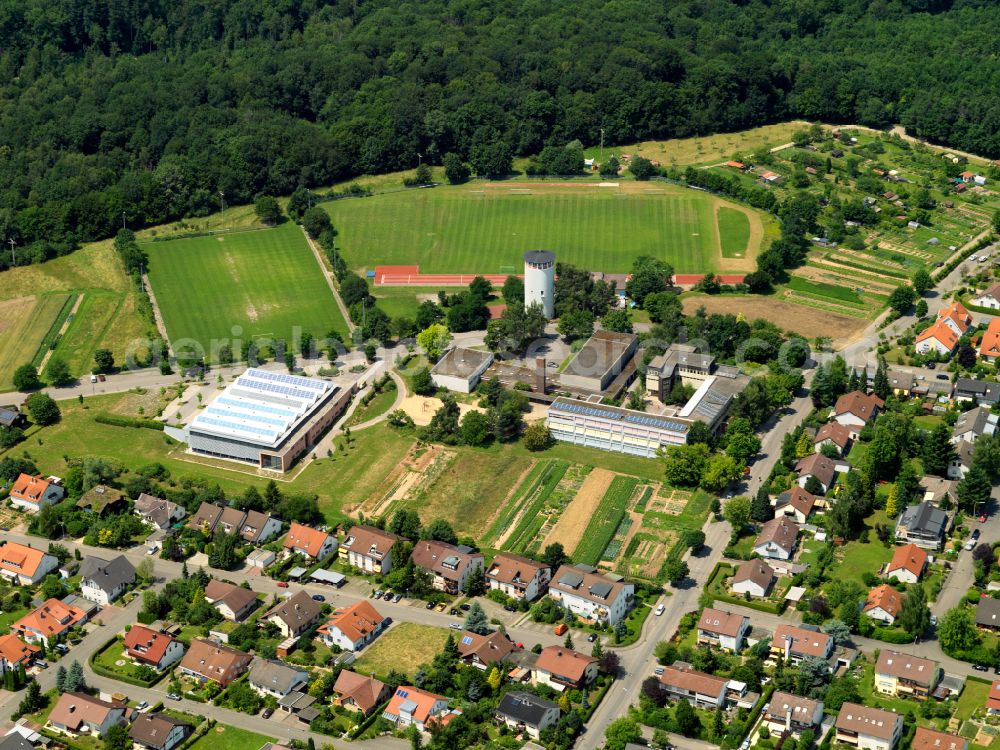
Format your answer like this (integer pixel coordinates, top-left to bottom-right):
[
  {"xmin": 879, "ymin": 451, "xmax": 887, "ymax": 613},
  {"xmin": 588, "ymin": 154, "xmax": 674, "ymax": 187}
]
[
  {"xmin": 681, "ymin": 294, "xmax": 866, "ymax": 342},
  {"xmin": 543, "ymin": 467, "xmax": 615, "ymax": 552}
]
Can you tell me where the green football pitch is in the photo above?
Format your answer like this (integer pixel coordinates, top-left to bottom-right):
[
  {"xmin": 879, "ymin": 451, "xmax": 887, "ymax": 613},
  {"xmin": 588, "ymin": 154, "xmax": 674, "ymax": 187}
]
[
  {"xmin": 145, "ymin": 223, "xmax": 349, "ymax": 356},
  {"xmin": 323, "ymin": 182, "xmax": 763, "ymax": 274}
]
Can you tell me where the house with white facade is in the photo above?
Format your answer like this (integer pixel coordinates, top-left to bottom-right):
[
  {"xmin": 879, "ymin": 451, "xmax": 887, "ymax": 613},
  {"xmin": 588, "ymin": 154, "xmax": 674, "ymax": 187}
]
[{"xmin": 547, "ymin": 564, "xmax": 633, "ymax": 626}]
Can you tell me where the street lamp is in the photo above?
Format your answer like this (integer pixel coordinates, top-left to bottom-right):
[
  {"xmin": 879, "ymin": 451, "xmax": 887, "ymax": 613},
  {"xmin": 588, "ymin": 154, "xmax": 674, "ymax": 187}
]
[
  {"xmin": 219, "ymin": 191, "xmax": 226, "ymax": 224},
  {"xmin": 8, "ymin": 238, "xmax": 15, "ymax": 267}
]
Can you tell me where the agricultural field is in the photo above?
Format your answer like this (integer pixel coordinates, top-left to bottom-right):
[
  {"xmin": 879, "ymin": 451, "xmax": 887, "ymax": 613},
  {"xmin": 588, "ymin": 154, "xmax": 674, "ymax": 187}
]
[
  {"xmin": 323, "ymin": 181, "xmax": 767, "ymax": 276},
  {"xmin": 701, "ymin": 126, "xmax": 999, "ymax": 321},
  {"xmin": 0, "ymin": 243, "xmax": 151, "ymax": 390},
  {"xmin": 145, "ymin": 223, "xmax": 349, "ymax": 359}
]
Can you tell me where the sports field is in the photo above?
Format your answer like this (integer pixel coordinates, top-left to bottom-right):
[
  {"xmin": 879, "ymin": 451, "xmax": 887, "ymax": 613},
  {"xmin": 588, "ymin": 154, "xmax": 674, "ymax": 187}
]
[
  {"xmin": 323, "ymin": 182, "xmax": 764, "ymax": 275},
  {"xmin": 717, "ymin": 207, "xmax": 751, "ymax": 258},
  {"xmin": 146, "ymin": 223, "xmax": 349, "ymax": 356}
]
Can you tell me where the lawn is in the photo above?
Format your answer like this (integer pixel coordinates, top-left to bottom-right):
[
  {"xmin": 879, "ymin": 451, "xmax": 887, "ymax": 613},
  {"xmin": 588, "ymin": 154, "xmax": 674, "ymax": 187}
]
[
  {"xmin": 145, "ymin": 223, "xmax": 349, "ymax": 359},
  {"xmin": 717, "ymin": 207, "xmax": 751, "ymax": 258},
  {"xmin": 324, "ymin": 182, "xmax": 764, "ymax": 274},
  {"xmin": 187, "ymin": 724, "xmax": 275, "ymax": 750},
  {"xmin": 373, "ymin": 286, "xmax": 447, "ymax": 321},
  {"xmin": 352, "ymin": 622, "xmax": 449, "ymax": 679},
  {"xmin": 824, "ymin": 530, "xmax": 894, "ymax": 589},
  {"xmin": 344, "ymin": 382, "xmax": 398, "ymax": 428},
  {"xmin": 50, "ymin": 291, "xmax": 125, "ymax": 376},
  {"xmin": 956, "ymin": 678, "xmax": 991, "ymax": 722},
  {"xmin": 786, "ymin": 275, "xmax": 865, "ymax": 305}
]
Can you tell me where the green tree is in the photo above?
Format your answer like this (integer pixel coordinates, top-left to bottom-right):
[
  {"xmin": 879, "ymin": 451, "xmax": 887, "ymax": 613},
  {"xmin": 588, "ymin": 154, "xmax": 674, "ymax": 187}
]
[
  {"xmin": 723, "ymin": 496, "xmax": 752, "ymax": 532},
  {"xmin": 302, "ymin": 206, "xmax": 332, "ymax": 239},
  {"xmin": 25, "ymin": 392, "xmax": 60, "ymax": 425},
  {"xmin": 443, "ymin": 153, "xmax": 471, "ymax": 184},
  {"xmin": 957, "ymin": 464, "xmax": 991, "ymax": 514},
  {"xmin": 556, "ymin": 308, "xmax": 595, "ymax": 342},
  {"xmin": 674, "ymin": 699, "xmax": 701, "ymax": 737},
  {"xmin": 604, "ymin": 718, "xmax": 642, "ymax": 750},
  {"xmin": 459, "ymin": 410, "xmax": 492, "ymax": 446},
  {"xmin": 12, "ymin": 363, "xmax": 41, "ymax": 391},
  {"xmin": 410, "ymin": 367, "xmax": 435, "ymax": 395},
  {"xmin": 664, "ymin": 559, "xmax": 689, "ymax": 585},
  {"xmin": 938, "ymin": 607, "xmax": 979, "ymax": 653},
  {"xmin": 912, "ymin": 268, "xmax": 933, "ymax": 296},
  {"xmin": 628, "ymin": 156, "xmax": 657, "ymax": 180},
  {"xmin": 44, "ymin": 357, "xmax": 73, "ymax": 387},
  {"xmin": 416, "ymin": 323, "xmax": 452, "ymax": 362},
  {"xmin": 601, "ymin": 308, "xmax": 632, "ymax": 333},
  {"xmin": 523, "ymin": 422, "xmax": 553, "ymax": 451},
  {"xmin": 922, "ymin": 422, "xmax": 955, "ymax": 477},
  {"xmin": 896, "ymin": 583, "xmax": 930, "ymax": 636},
  {"xmin": 626, "ymin": 256, "xmax": 674, "ymax": 306},
  {"xmin": 751, "ymin": 486, "xmax": 772, "ymax": 523},
  {"xmin": 700, "ymin": 454, "xmax": 742, "ymax": 493},
  {"xmin": 254, "ymin": 195, "xmax": 282, "ymax": 225},
  {"xmin": 93, "ymin": 348, "xmax": 115, "ymax": 373},
  {"xmin": 663, "ymin": 443, "xmax": 710, "ymax": 488},
  {"xmin": 103, "ymin": 724, "xmax": 131, "ymax": 750},
  {"xmin": 887, "ymin": 285, "xmax": 916, "ymax": 314},
  {"xmin": 463, "ymin": 602, "xmax": 491, "ymax": 634},
  {"xmin": 66, "ymin": 660, "xmax": 85, "ymax": 692}
]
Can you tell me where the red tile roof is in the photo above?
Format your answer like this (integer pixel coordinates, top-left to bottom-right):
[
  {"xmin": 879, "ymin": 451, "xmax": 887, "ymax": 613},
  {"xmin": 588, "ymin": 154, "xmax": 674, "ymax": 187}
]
[
  {"xmin": 0, "ymin": 542, "xmax": 53, "ymax": 578},
  {"xmin": 9, "ymin": 474, "xmax": 53, "ymax": 502},
  {"xmin": 887, "ymin": 544, "xmax": 927, "ymax": 579},
  {"xmin": 13, "ymin": 598, "xmax": 86, "ymax": 640},
  {"xmin": 283, "ymin": 523, "xmax": 333, "ymax": 558},
  {"xmin": 980, "ymin": 318, "xmax": 1000, "ymax": 359},
  {"xmin": 318, "ymin": 600, "xmax": 385, "ymax": 645},
  {"xmin": 916, "ymin": 320, "xmax": 959, "ymax": 351},
  {"xmin": 0, "ymin": 634, "xmax": 39, "ymax": 666},
  {"xmin": 912, "ymin": 727, "xmax": 967, "ymax": 750},
  {"xmin": 124, "ymin": 625, "xmax": 179, "ymax": 666},
  {"xmin": 988, "ymin": 680, "xmax": 1000, "ymax": 712},
  {"xmin": 697, "ymin": 608, "xmax": 747, "ymax": 638},
  {"xmin": 815, "ymin": 422, "xmax": 851, "ymax": 449},
  {"xmin": 865, "ymin": 584, "xmax": 904, "ymax": 618},
  {"xmin": 834, "ymin": 391, "xmax": 885, "ymax": 421},
  {"xmin": 535, "ymin": 647, "xmax": 597, "ymax": 683}
]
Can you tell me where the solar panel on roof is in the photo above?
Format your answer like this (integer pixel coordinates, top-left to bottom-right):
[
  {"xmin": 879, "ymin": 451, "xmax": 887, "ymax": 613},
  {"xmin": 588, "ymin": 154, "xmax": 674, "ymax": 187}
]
[
  {"xmin": 461, "ymin": 636, "xmax": 473, "ymax": 645},
  {"xmin": 197, "ymin": 416, "xmax": 277, "ymax": 438},
  {"xmin": 206, "ymin": 407, "xmax": 287, "ymax": 427}
]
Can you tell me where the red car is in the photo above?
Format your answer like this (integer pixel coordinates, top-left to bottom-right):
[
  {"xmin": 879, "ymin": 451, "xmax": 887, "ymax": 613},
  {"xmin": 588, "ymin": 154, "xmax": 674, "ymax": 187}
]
[
  {"xmin": 276, "ymin": 581, "xmax": 289, "ymax": 588},
  {"xmin": 979, "ymin": 515, "xmax": 988, "ymax": 523}
]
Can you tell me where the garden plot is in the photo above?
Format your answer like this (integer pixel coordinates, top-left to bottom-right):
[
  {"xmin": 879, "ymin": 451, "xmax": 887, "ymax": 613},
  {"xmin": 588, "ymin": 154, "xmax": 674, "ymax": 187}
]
[
  {"xmin": 543, "ymin": 467, "xmax": 615, "ymax": 553},
  {"xmin": 358, "ymin": 443, "xmax": 455, "ymax": 519},
  {"xmin": 504, "ymin": 463, "xmax": 592, "ymax": 557}
]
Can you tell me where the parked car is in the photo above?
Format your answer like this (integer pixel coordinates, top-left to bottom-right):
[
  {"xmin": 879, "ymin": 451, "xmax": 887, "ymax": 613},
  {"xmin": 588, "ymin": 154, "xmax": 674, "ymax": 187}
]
[
  {"xmin": 448, "ymin": 623, "xmax": 462, "ymax": 630},
  {"xmin": 90, "ymin": 374, "xmax": 98, "ymax": 383},
  {"xmin": 374, "ymin": 589, "xmax": 383, "ymax": 599},
  {"xmin": 277, "ymin": 581, "xmax": 289, "ymax": 588},
  {"xmin": 435, "ymin": 602, "xmax": 447, "ymax": 612},
  {"xmin": 384, "ymin": 591, "xmax": 394, "ymax": 600},
  {"xmin": 136, "ymin": 701, "xmax": 149, "ymax": 711},
  {"xmin": 655, "ymin": 604, "xmax": 665, "ymax": 616},
  {"xmin": 166, "ymin": 693, "xmax": 180, "ymax": 701},
  {"xmin": 98, "ymin": 374, "xmax": 106, "ymax": 382},
  {"xmin": 425, "ymin": 601, "xmax": 435, "ymax": 609},
  {"xmin": 980, "ymin": 514, "xmax": 989, "ymax": 523},
  {"xmin": 262, "ymin": 708, "xmax": 274, "ymax": 719},
  {"xmin": 459, "ymin": 603, "xmax": 470, "ymax": 612},
  {"xmin": 311, "ymin": 594, "xmax": 325, "ymax": 602},
  {"xmin": 35, "ymin": 661, "xmax": 48, "ymax": 669},
  {"xmin": 54, "ymin": 643, "xmax": 69, "ymax": 655},
  {"xmin": 587, "ymin": 633, "xmax": 597, "ymax": 642},
  {"xmin": 393, "ymin": 594, "xmax": 402, "ymax": 603},
  {"xmin": 449, "ymin": 608, "xmax": 459, "ymax": 616},
  {"xmin": 974, "ymin": 664, "xmax": 990, "ymax": 672},
  {"xmin": 654, "ymin": 666, "xmax": 664, "ymax": 676},
  {"xmin": 554, "ymin": 623, "xmax": 568, "ymax": 636},
  {"xmin": 503, "ymin": 605, "xmax": 517, "ymax": 612},
  {"xmin": 926, "ymin": 362, "xmax": 936, "ymax": 369}
]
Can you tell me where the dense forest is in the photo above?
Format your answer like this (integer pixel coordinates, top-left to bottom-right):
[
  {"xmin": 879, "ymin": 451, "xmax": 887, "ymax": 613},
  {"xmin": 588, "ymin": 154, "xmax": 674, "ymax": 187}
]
[{"xmin": 2, "ymin": 0, "xmax": 1000, "ymax": 267}]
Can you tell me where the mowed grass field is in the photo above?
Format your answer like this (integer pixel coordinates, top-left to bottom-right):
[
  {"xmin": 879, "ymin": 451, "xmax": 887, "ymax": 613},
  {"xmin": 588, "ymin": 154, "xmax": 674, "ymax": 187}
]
[
  {"xmin": 324, "ymin": 183, "xmax": 760, "ymax": 274},
  {"xmin": 146, "ymin": 223, "xmax": 349, "ymax": 354},
  {"xmin": 717, "ymin": 206, "xmax": 751, "ymax": 258}
]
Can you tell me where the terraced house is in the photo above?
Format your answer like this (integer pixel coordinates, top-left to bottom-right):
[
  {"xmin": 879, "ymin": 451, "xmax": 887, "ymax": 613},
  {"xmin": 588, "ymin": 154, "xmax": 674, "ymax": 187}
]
[
  {"xmin": 486, "ymin": 553, "xmax": 550, "ymax": 602},
  {"xmin": 763, "ymin": 692, "xmax": 824, "ymax": 737},
  {"xmin": 410, "ymin": 540, "xmax": 484, "ymax": 595},
  {"xmin": 658, "ymin": 665, "xmax": 728, "ymax": 709},
  {"xmin": 835, "ymin": 703, "xmax": 904, "ymax": 750}
]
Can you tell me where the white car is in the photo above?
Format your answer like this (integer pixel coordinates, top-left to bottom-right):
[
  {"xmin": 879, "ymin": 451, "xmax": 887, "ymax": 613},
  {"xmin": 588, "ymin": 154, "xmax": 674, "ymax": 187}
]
[{"xmin": 655, "ymin": 604, "xmax": 665, "ymax": 616}]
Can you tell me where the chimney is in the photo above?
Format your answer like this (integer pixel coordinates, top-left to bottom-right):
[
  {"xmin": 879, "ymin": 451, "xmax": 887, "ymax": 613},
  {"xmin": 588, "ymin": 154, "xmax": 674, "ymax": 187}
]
[
  {"xmin": 784, "ymin": 634, "xmax": 792, "ymax": 660},
  {"xmin": 535, "ymin": 357, "xmax": 546, "ymax": 394}
]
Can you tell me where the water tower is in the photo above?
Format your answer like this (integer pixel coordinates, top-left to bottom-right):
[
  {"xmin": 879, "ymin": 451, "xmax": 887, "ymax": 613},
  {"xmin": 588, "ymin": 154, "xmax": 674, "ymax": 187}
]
[{"xmin": 523, "ymin": 250, "xmax": 556, "ymax": 319}]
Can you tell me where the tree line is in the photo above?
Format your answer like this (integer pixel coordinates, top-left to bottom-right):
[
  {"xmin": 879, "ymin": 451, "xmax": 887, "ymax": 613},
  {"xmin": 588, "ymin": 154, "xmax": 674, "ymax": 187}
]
[{"xmin": 4, "ymin": 0, "xmax": 1000, "ymax": 269}]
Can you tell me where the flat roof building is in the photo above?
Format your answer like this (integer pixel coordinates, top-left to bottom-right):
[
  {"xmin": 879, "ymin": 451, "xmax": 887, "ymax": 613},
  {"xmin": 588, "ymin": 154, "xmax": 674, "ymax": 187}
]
[
  {"xmin": 559, "ymin": 331, "xmax": 638, "ymax": 396},
  {"xmin": 546, "ymin": 397, "xmax": 692, "ymax": 458},
  {"xmin": 430, "ymin": 348, "xmax": 494, "ymax": 393},
  {"xmin": 165, "ymin": 368, "xmax": 353, "ymax": 471}
]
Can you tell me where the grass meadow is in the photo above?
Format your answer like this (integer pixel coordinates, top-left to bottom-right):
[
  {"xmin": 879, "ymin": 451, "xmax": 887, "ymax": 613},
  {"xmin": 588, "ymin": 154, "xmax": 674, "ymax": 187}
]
[
  {"xmin": 146, "ymin": 223, "xmax": 349, "ymax": 355},
  {"xmin": 324, "ymin": 183, "xmax": 762, "ymax": 274},
  {"xmin": 716, "ymin": 206, "xmax": 751, "ymax": 258}
]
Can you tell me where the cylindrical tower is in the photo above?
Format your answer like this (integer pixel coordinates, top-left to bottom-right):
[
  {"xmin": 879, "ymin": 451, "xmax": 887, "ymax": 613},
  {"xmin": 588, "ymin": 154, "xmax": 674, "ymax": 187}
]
[{"xmin": 523, "ymin": 250, "xmax": 556, "ymax": 319}]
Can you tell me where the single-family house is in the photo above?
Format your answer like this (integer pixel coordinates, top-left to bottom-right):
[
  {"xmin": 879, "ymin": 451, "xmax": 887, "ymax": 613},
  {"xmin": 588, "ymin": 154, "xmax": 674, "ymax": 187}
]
[
  {"xmin": 937, "ymin": 301, "xmax": 974, "ymax": 338},
  {"xmin": 732, "ymin": 559, "xmax": 775, "ymax": 598},
  {"xmin": 178, "ymin": 638, "xmax": 252, "ymax": 687},
  {"xmin": 410, "ymin": 541, "xmax": 484, "ymax": 596},
  {"xmin": 658, "ymin": 666, "xmax": 728, "ymax": 709},
  {"xmin": 8, "ymin": 474, "xmax": 64, "ymax": 513},
  {"xmin": 764, "ymin": 692, "xmax": 823, "ymax": 737},
  {"xmin": 0, "ymin": 542, "xmax": 59, "ymax": 585},
  {"xmin": 339, "ymin": 525, "xmax": 400, "ymax": 575},
  {"xmin": 48, "ymin": 693, "xmax": 126, "ymax": 737},
  {"xmin": 283, "ymin": 522, "xmax": 337, "ymax": 561},
  {"xmin": 262, "ymin": 590, "xmax": 323, "ymax": 639},
  {"xmin": 949, "ymin": 440, "xmax": 975, "ymax": 480},
  {"xmin": 834, "ymin": 703, "xmax": 904, "ymax": 750},
  {"xmin": 188, "ymin": 502, "xmax": 224, "ymax": 534},
  {"xmin": 955, "ymin": 378, "xmax": 1000, "ymax": 405},
  {"xmin": 216, "ymin": 507, "xmax": 248, "ymax": 536},
  {"xmin": 0, "ymin": 634, "xmax": 39, "ymax": 675},
  {"xmin": 203, "ymin": 580, "xmax": 259, "ymax": 622},
  {"xmin": 773, "ymin": 488, "xmax": 818, "ymax": 524},
  {"xmin": 534, "ymin": 647, "xmax": 598, "ymax": 692},
  {"xmin": 952, "ymin": 406, "xmax": 998, "ymax": 444},
  {"xmin": 976, "ymin": 597, "xmax": 1000, "ymax": 631},
  {"xmin": 875, "ymin": 650, "xmax": 939, "ymax": 700},
  {"xmin": 754, "ymin": 517, "xmax": 799, "ymax": 560},
  {"xmin": 814, "ymin": 422, "xmax": 851, "ymax": 456},
  {"xmin": 134, "ymin": 494, "xmax": 186, "ymax": 530},
  {"xmin": 864, "ymin": 584, "xmax": 904, "ymax": 625},
  {"xmin": 548, "ymin": 564, "xmax": 634, "ymax": 626},
  {"xmin": 895, "ymin": 501, "xmax": 949, "ymax": 549},
  {"xmin": 317, "ymin": 600, "xmax": 387, "ymax": 652},
  {"xmin": 697, "ymin": 608, "xmax": 749, "ymax": 652},
  {"xmin": 124, "ymin": 625, "xmax": 186, "ymax": 671},
  {"xmin": 248, "ymin": 658, "xmax": 309, "ymax": 699},
  {"xmin": 794, "ymin": 453, "xmax": 849, "ymax": 494},
  {"xmin": 495, "ymin": 692, "xmax": 560, "ymax": 739},
  {"xmin": 12, "ymin": 598, "xmax": 88, "ymax": 647},
  {"xmin": 76, "ymin": 485, "xmax": 127, "ymax": 516},
  {"xmin": 486, "ymin": 553, "xmax": 551, "ymax": 602},
  {"xmin": 832, "ymin": 391, "xmax": 884, "ymax": 438},
  {"xmin": 980, "ymin": 319, "xmax": 1000, "ymax": 363},
  {"xmin": 988, "ymin": 680, "xmax": 1000, "ymax": 714},
  {"xmin": 79, "ymin": 555, "xmax": 135, "ymax": 605},
  {"xmin": 382, "ymin": 687, "xmax": 451, "ymax": 731},
  {"xmin": 456, "ymin": 630, "xmax": 516, "ymax": 669},
  {"xmin": 334, "ymin": 670, "xmax": 391, "ymax": 715},
  {"xmin": 886, "ymin": 544, "xmax": 927, "ymax": 584},
  {"xmin": 918, "ymin": 475, "xmax": 957, "ymax": 505},
  {"xmin": 911, "ymin": 728, "xmax": 967, "ymax": 750},
  {"xmin": 974, "ymin": 283, "xmax": 1000, "ymax": 310},
  {"xmin": 129, "ymin": 714, "xmax": 192, "ymax": 750},
  {"xmin": 770, "ymin": 625, "xmax": 833, "ymax": 665},
  {"xmin": 0, "ymin": 406, "xmax": 25, "ymax": 429}
]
